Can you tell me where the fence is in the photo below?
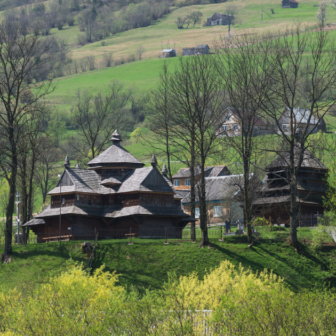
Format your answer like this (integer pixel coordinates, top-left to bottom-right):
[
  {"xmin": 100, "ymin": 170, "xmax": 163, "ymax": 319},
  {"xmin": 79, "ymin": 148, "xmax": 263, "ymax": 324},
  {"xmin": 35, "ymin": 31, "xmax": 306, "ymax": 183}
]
[{"xmin": 298, "ymin": 213, "xmax": 323, "ymax": 227}]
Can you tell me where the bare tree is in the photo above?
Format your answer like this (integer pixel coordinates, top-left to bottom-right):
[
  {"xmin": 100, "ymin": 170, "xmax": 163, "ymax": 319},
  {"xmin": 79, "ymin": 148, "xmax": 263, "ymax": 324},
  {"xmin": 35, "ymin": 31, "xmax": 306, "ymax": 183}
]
[
  {"xmin": 168, "ymin": 56, "xmax": 223, "ymax": 247},
  {"xmin": 215, "ymin": 33, "xmax": 274, "ymax": 243},
  {"xmin": 225, "ymin": 4, "xmax": 239, "ymax": 36},
  {"xmin": 175, "ymin": 17, "xmax": 186, "ymax": 29},
  {"xmin": 0, "ymin": 22, "xmax": 55, "ymax": 258},
  {"xmin": 102, "ymin": 52, "xmax": 114, "ymax": 67},
  {"xmin": 136, "ymin": 45, "xmax": 146, "ymax": 61},
  {"xmin": 316, "ymin": 1, "xmax": 328, "ymax": 27},
  {"xmin": 189, "ymin": 11, "xmax": 203, "ymax": 27},
  {"xmin": 85, "ymin": 55, "xmax": 95, "ymax": 71},
  {"xmin": 70, "ymin": 80, "xmax": 131, "ymax": 163},
  {"xmin": 258, "ymin": 26, "xmax": 336, "ymax": 247},
  {"xmin": 17, "ymin": 107, "xmax": 48, "ymax": 243},
  {"xmin": 35, "ymin": 140, "xmax": 62, "ymax": 204},
  {"xmin": 146, "ymin": 63, "xmax": 174, "ymax": 181}
]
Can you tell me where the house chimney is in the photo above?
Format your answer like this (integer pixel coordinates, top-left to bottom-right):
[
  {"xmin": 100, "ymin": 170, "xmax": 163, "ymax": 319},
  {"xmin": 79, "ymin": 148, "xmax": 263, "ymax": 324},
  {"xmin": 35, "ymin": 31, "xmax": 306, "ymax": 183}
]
[
  {"xmin": 151, "ymin": 154, "xmax": 158, "ymax": 167},
  {"xmin": 110, "ymin": 129, "xmax": 122, "ymax": 145},
  {"xmin": 162, "ymin": 164, "xmax": 168, "ymax": 177},
  {"xmin": 64, "ymin": 156, "xmax": 70, "ymax": 169}
]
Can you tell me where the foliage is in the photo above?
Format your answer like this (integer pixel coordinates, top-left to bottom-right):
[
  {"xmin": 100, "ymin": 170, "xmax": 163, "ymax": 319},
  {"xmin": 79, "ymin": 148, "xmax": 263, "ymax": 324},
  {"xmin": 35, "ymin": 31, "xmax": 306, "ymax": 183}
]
[
  {"xmin": 1, "ymin": 259, "xmax": 336, "ymax": 334},
  {"xmin": 311, "ymin": 224, "xmax": 331, "ymax": 250},
  {"xmin": 254, "ymin": 216, "xmax": 271, "ymax": 226}
]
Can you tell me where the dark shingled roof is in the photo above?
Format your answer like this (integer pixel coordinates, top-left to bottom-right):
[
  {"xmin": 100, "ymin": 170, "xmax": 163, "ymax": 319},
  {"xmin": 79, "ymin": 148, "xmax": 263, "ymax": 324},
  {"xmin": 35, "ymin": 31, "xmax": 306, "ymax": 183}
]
[
  {"xmin": 88, "ymin": 143, "xmax": 144, "ymax": 167},
  {"xmin": 266, "ymin": 145, "xmax": 327, "ymax": 170},
  {"xmin": 182, "ymin": 174, "xmax": 245, "ymax": 204},
  {"xmin": 21, "ymin": 218, "xmax": 45, "ymax": 227},
  {"xmin": 195, "ymin": 44, "xmax": 209, "ymax": 49},
  {"xmin": 33, "ymin": 203, "xmax": 189, "ymax": 220},
  {"xmin": 118, "ymin": 167, "xmax": 174, "ymax": 194},
  {"xmin": 48, "ymin": 169, "xmax": 114, "ymax": 195},
  {"xmin": 253, "ymin": 195, "xmax": 321, "ymax": 206}
]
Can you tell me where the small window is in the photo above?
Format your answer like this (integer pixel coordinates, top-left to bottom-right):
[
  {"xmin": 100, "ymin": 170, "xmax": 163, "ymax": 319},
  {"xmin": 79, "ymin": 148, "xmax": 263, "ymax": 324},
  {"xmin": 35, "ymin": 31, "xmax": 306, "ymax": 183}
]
[
  {"xmin": 213, "ymin": 206, "xmax": 222, "ymax": 217},
  {"xmin": 234, "ymin": 124, "xmax": 239, "ymax": 131},
  {"xmin": 185, "ymin": 179, "xmax": 191, "ymax": 186},
  {"xmin": 76, "ymin": 195, "xmax": 80, "ymax": 201},
  {"xmin": 174, "ymin": 179, "xmax": 180, "ymax": 187},
  {"xmin": 222, "ymin": 125, "xmax": 227, "ymax": 131},
  {"xmin": 62, "ymin": 198, "xmax": 65, "ymax": 204},
  {"xmin": 195, "ymin": 208, "xmax": 200, "ymax": 218},
  {"xmin": 225, "ymin": 115, "xmax": 230, "ymax": 121}
]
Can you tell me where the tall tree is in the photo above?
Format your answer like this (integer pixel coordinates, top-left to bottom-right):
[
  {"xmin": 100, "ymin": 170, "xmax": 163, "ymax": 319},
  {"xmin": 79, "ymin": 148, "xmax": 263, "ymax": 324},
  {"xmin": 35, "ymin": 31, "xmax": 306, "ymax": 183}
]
[
  {"xmin": 259, "ymin": 26, "xmax": 336, "ymax": 247},
  {"xmin": 215, "ymin": 33, "xmax": 274, "ymax": 243},
  {"xmin": 146, "ymin": 62, "xmax": 174, "ymax": 181},
  {"xmin": 168, "ymin": 56, "xmax": 223, "ymax": 247},
  {"xmin": 0, "ymin": 21, "xmax": 55, "ymax": 258},
  {"xmin": 69, "ymin": 80, "xmax": 131, "ymax": 163}
]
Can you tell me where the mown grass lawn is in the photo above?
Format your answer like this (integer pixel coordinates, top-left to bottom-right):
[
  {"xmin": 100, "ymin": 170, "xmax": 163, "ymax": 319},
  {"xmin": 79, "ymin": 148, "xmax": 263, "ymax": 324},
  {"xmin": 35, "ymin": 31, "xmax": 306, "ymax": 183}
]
[{"xmin": 1, "ymin": 227, "xmax": 335, "ymax": 293}]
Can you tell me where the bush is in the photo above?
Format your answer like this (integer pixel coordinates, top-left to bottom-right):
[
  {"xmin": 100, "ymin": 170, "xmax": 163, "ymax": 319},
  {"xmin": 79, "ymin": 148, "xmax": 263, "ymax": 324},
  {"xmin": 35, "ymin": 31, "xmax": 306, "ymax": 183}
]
[
  {"xmin": 1, "ymin": 260, "xmax": 335, "ymax": 334},
  {"xmin": 67, "ymin": 16, "xmax": 75, "ymax": 27},
  {"xmin": 127, "ymin": 53, "xmax": 136, "ymax": 62},
  {"xmin": 311, "ymin": 224, "xmax": 330, "ymax": 249}
]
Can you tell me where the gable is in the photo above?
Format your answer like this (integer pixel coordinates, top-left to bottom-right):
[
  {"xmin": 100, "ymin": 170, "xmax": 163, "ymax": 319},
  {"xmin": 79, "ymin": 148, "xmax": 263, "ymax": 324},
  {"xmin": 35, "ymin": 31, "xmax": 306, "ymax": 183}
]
[
  {"xmin": 142, "ymin": 168, "xmax": 171, "ymax": 188},
  {"xmin": 58, "ymin": 171, "xmax": 74, "ymax": 187}
]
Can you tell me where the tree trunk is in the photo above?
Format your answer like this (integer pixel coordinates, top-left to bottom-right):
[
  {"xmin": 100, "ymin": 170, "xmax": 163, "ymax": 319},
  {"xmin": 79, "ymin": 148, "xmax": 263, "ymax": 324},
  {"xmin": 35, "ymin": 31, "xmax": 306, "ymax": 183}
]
[
  {"xmin": 4, "ymin": 143, "xmax": 18, "ymax": 257},
  {"xmin": 190, "ymin": 136, "xmax": 196, "ymax": 242},
  {"xmin": 199, "ymin": 137, "xmax": 210, "ymax": 247},
  {"xmin": 289, "ymin": 152, "xmax": 298, "ymax": 247}
]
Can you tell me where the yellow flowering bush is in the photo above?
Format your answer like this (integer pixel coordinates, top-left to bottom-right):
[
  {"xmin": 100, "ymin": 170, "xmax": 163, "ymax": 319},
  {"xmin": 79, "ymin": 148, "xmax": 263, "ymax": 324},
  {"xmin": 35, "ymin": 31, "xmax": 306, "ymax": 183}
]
[{"xmin": 0, "ymin": 260, "xmax": 335, "ymax": 335}]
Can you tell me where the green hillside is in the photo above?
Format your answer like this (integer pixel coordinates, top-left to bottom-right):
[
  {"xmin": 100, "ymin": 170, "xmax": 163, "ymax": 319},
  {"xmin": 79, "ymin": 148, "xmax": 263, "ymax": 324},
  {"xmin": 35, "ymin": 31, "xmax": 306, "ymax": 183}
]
[{"xmin": 1, "ymin": 227, "xmax": 335, "ymax": 293}]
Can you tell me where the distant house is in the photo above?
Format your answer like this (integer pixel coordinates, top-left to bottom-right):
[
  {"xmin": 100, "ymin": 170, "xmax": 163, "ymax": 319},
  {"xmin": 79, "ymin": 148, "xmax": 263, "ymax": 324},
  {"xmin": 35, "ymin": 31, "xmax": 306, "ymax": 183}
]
[
  {"xmin": 277, "ymin": 107, "xmax": 326, "ymax": 135},
  {"xmin": 282, "ymin": 0, "xmax": 299, "ymax": 8},
  {"xmin": 182, "ymin": 174, "xmax": 245, "ymax": 226},
  {"xmin": 183, "ymin": 44, "xmax": 210, "ymax": 56},
  {"xmin": 205, "ymin": 13, "xmax": 234, "ymax": 26},
  {"xmin": 162, "ymin": 49, "xmax": 176, "ymax": 58},
  {"xmin": 172, "ymin": 165, "xmax": 231, "ymax": 200},
  {"xmin": 214, "ymin": 107, "xmax": 273, "ymax": 137}
]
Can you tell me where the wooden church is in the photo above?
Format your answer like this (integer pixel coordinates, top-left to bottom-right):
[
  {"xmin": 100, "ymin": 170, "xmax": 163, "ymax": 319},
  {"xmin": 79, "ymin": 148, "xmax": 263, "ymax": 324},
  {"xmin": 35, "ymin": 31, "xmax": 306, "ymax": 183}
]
[
  {"xmin": 253, "ymin": 144, "xmax": 328, "ymax": 225},
  {"xmin": 23, "ymin": 130, "xmax": 193, "ymax": 242}
]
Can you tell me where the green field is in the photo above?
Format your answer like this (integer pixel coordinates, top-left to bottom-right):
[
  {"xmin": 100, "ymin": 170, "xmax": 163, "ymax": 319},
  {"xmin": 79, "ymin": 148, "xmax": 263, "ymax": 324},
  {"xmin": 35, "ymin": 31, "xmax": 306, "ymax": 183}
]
[
  {"xmin": 1, "ymin": 227, "xmax": 335, "ymax": 293},
  {"xmin": 45, "ymin": 0, "xmax": 332, "ymax": 107}
]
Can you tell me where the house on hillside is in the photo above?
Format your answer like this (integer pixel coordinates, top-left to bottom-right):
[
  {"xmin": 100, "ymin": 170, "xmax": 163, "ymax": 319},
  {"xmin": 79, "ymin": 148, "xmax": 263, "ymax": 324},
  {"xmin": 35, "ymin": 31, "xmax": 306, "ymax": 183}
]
[
  {"xmin": 277, "ymin": 107, "xmax": 326, "ymax": 135},
  {"xmin": 162, "ymin": 49, "xmax": 176, "ymax": 58},
  {"xmin": 282, "ymin": 0, "xmax": 299, "ymax": 8},
  {"xmin": 253, "ymin": 144, "xmax": 328, "ymax": 225},
  {"xmin": 214, "ymin": 107, "xmax": 274, "ymax": 137},
  {"xmin": 183, "ymin": 44, "xmax": 210, "ymax": 56},
  {"xmin": 182, "ymin": 174, "xmax": 246, "ymax": 225},
  {"xmin": 172, "ymin": 165, "xmax": 231, "ymax": 202},
  {"xmin": 23, "ymin": 130, "xmax": 193, "ymax": 242},
  {"xmin": 205, "ymin": 13, "xmax": 234, "ymax": 26}
]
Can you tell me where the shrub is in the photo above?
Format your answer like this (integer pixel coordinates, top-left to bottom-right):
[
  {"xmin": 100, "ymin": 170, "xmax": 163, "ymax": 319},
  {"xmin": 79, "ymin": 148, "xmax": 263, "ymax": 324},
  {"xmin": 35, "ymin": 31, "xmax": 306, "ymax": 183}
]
[
  {"xmin": 127, "ymin": 53, "xmax": 136, "ymax": 62},
  {"xmin": 1, "ymin": 260, "xmax": 335, "ymax": 334}
]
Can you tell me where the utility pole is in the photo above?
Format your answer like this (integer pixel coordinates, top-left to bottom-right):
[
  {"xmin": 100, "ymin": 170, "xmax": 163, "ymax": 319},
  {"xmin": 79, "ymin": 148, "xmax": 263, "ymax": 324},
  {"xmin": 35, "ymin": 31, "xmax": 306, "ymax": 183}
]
[{"xmin": 15, "ymin": 192, "xmax": 21, "ymax": 244}]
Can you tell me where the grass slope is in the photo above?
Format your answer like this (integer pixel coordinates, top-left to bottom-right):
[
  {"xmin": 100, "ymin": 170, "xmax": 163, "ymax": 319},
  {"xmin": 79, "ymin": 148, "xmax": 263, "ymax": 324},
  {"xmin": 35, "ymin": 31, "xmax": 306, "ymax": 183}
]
[
  {"xmin": 54, "ymin": 0, "xmax": 323, "ymax": 61},
  {"xmin": 47, "ymin": 0, "xmax": 328, "ymax": 106},
  {"xmin": 1, "ymin": 228, "xmax": 335, "ymax": 293}
]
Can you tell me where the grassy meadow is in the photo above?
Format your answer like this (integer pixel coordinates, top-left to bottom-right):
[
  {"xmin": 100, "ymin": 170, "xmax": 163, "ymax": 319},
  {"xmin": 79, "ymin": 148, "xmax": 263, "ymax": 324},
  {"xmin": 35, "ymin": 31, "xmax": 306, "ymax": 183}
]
[
  {"xmin": 0, "ymin": 227, "xmax": 335, "ymax": 293},
  {"xmin": 46, "ymin": 0, "xmax": 335, "ymax": 107}
]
